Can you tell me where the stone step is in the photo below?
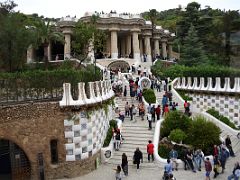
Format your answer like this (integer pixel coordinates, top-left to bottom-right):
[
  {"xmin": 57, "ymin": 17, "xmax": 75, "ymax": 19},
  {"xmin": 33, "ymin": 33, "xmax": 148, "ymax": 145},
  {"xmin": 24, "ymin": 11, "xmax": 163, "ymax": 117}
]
[
  {"xmin": 122, "ymin": 133, "xmax": 153, "ymax": 138},
  {"xmin": 106, "ymin": 160, "xmax": 158, "ymax": 169}
]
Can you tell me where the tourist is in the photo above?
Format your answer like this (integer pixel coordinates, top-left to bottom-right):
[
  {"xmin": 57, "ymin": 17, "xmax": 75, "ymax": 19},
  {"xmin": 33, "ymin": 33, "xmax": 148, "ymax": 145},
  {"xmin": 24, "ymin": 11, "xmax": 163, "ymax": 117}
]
[
  {"xmin": 193, "ymin": 149, "xmax": 204, "ymax": 171},
  {"xmin": 169, "ymin": 147, "xmax": 178, "ymax": 171},
  {"xmin": 163, "ymin": 104, "xmax": 170, "ymax": 117},
  {"xmin": 133, "ymin": 147, "xmax": 143, "ymax": 171},
  {"xmin": 155, "ymin": 105, "xmax": 161, "ymax": 120},
  {"xmin": 220, "ymin": 147, "xmax": 228, "ymax": 173},
  {"xmin": 121, "ymin": 153, "xmax": 128, "ymax": 176},
  {"xmin": 147, "ymin": 112, "xmax": 152, "ymax": 130},
  {"xmin": 162, "ymin": 95, "xmax": 168, "ymax": 115},
  {"xmin": 123, "ymin": 85, "xmax": 127, "ymax": 100},
  {"xmin": 228, "ymin": 162, "xmax": 240, "ymax": 180},
  {"xmin": 114, "ymin": 165, "xmax": 122, "ymax": 180},
  {"xmin": 225, "ymin": 135, "xmax": 235, "ymax": 157},
  {"xmin": 204, "ymin": 157, "xmax": 212, "ymax": 180},
  {"xmin": 115, "ymin": 131, "xmax": 122, "ymax": 151},
  {"xmin": 184, "ymin": 100, "xmax": 190, "ymax": 116},
  {"xmin": 131, "ymin": 104, "xmax": 137, "ymax": 122},
  {"xmin": 164, "ymin": 159, "xmax": 173, "ymax": 177},
  {"xmin": 143, "ymin": 67, "xmax": 147, "ymax": 76},
  {"xmin": 125, "ymin": 102, "xmax": 130, "ymax": 117},
  {"xmin": 138, "ymin": 102, "xmax": 145, "ymax": 120},
  {"xmin": 213, "ymin": 155, "xmax": 222, "ymax": 178},
  {"xmin": 147, "ymin": 140, "xmax": 154, "ymax": 162},
  {"xmin": 137, "ymin": 65, "xmax": 142, "ymax": 75},
  {"xmin": 185, "ymin": 150, "xmax": 196, "ymax": 172},
  {"xmin": 156, "ymin": 80, "xmax": 161, "ymax": 92},
  {"xmin": 150, "ymin": 105, "xmax": 156, "ymax": 122},
  {"xmin": 147, "ymin": 103, "xmax": 152, "ymax": 114}
]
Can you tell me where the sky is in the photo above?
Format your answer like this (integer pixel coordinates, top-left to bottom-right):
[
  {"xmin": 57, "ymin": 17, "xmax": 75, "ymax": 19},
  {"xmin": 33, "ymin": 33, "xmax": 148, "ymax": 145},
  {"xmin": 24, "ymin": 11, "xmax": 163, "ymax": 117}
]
[{"xmin": 12, "ymin": 0, "xmax": 240, "ymax": 18}]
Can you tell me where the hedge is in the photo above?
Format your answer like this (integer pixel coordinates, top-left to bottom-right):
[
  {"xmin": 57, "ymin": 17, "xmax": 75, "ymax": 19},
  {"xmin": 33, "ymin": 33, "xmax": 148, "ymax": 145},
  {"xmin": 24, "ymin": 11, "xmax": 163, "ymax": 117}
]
[
  {"xmin": 142, "ymin": 89, "xmax": 156, "ymax": 104},
  {"xmin": 103, "ymin": 120, "xmax": 117, "ymax": 147},
  {"xmin": 207, "ymin": 108, "xmax": 239, "ymax": 130},
  {"xmin": 151, "ymin": 62, "xmax": 240, "ymax": 80}
]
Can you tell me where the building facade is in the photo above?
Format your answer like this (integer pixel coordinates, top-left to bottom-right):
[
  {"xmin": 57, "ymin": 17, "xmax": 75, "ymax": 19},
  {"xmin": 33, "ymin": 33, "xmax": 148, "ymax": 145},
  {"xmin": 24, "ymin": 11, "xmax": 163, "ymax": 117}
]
[{"xmin": 27, "ymin": 12, "xmax": 175, "ymax": 65}]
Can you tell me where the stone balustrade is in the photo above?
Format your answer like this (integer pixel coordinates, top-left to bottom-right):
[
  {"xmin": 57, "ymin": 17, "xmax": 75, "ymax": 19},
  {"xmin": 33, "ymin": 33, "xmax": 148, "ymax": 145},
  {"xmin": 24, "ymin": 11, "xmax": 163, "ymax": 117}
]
[
  {"xmin": 59, "ymin": 80, "xmax": 115, "ymax": 106},
  {"xmin": 175, "ymin": 77, "xmax": 240, "ymax": 93},
  {"xmin": 84, "ymin": 12, "xmax": 142, "ymax": 19}
]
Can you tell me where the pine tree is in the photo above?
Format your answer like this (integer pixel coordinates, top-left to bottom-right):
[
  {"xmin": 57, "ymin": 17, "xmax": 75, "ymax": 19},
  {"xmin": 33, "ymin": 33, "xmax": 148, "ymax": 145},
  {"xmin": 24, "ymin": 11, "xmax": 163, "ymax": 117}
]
[{"xmin": 180, "ymin": 25, "xmax": 208, "ymax": 66}]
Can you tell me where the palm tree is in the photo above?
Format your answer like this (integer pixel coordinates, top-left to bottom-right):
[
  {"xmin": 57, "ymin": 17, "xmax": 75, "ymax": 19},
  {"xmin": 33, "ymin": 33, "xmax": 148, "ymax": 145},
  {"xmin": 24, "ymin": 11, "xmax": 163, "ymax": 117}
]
[
  {"xmin": 31, "ymin": 16, "xmax": 64, "ymax": 68},
  {"xmin": 147, "ymin": 9, "xmax": 158, "ymax": 61}
]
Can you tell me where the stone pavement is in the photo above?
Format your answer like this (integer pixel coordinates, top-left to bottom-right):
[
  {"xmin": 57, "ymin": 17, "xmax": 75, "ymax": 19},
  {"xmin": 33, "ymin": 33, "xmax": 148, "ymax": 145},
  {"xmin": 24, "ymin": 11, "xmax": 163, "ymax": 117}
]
[{"xmin": 60, "ymin": 153, "xmax": 238, "ymax": 180}]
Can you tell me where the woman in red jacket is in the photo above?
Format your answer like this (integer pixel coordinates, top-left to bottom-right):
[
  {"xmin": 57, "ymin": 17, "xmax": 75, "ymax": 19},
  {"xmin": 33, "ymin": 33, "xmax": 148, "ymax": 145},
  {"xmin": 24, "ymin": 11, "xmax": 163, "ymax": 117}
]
[{"xmin": 147, "ymin": 140, "xmax": 154, "ymax": 162}]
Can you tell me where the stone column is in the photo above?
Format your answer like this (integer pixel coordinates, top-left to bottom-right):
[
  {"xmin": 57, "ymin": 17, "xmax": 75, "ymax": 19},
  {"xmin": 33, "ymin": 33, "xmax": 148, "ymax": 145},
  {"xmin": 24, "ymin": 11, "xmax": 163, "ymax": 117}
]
[
  {"xmin": 126, "ymin": 35, "xmax": 131, "ymax": 57},
  {"xmin": 88, "ymin": 38, "xmax": 94, "ymax": 63},
  {"xmin": 161, "ymin": 39, "xmax": 167, "ymax": 59},
  {"xmin": 111, "ymin": 30, "xmax": 118, "ymax": 59},
  {"xmin": 154, "ymin": 39, "xmax": 160, "ymax": 58},
  {"xmin": 106, "ymin": 35, "xmax": 111, "ymax": 58},
  {"xmin": 139, "ymin": 38, "xmax": 143, "ymax": 61},
  {"xmin": 168, "ymin": 42, "xmax": 173, "ymax": 59},
  {"xmin": 27, "ymin": 45, "xmax": 34, "ymax": 63},
  {"xmin": 132, "ymin": 31, "xmax": 140, "ymax": 61},
  {"xmin": 47, "ymin": 42, "xmax": 52, "ymax": 61},
  {"xmin": 144, "ymin": 36, "xmax": 152, "ymax": 62},
  {"xmin": 64, "ymin": 33, "xmax": 71, "ymax": 59},
  {"xmin": 121, "ymin": 37, "xmax": 126, "ymax": 58}
]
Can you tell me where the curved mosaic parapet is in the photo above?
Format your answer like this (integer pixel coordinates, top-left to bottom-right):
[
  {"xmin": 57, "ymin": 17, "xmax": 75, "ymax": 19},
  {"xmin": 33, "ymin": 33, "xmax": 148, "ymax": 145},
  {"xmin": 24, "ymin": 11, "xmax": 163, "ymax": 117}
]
[
  {"xmin": 174, "ymin": 77, "xmax": 240, "ymax": 93},
  {"xmin": 59, "ymin": 80, "xmax": 115, "ymax": 107}
]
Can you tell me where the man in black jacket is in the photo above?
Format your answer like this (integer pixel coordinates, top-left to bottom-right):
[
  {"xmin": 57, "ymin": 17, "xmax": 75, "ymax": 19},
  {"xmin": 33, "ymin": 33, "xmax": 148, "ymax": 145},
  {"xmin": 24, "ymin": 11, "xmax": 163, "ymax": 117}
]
[{"xmin": 133, "ymin": 147, "xmax": 143, "ymax": 171}]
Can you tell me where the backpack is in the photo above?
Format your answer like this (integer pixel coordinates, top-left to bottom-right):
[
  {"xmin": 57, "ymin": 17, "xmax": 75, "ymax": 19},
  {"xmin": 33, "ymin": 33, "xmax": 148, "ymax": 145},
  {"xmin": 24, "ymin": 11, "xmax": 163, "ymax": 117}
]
[{"xmin": 150, "ymin": 107, "xmax": 155, "ymax": 114}]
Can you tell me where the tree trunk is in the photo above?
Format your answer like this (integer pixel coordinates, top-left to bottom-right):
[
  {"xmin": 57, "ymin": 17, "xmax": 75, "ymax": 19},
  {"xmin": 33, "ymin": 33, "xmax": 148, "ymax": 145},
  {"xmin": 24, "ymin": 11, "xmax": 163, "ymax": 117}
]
[{"xmin": 43, "ymin": 43, "xmax": 49, "ymax": 70}]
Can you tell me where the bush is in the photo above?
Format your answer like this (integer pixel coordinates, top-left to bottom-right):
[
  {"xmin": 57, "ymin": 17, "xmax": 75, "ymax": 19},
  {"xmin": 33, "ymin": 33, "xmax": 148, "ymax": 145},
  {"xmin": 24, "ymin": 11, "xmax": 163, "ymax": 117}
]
[
  {"xmin": 207, "ymin": 108, "xmax": 239, "ymax": 130},
  {"xmin": 158, "ymin": 144, "xmax": 171, "ymax": 159},
  {"xmin": 185, "ymin": 116, "xmax": 221, "ymax": 153},
  {"xmin": 169, "ymin": 129, "xmax": 187, "ymax": 143},
  {"xmin": 176, "ymin": 90, "xmax": 193, "ymax": 101},
  {"xmin": 160, "ymin": 111, "xmax": 192, "ymax": 137},
  {"xmin": 152, "ymin": 63, "xmax": 240, "ymax": 79},
  {"xmin": 103, "ymin": 120, "xmax": 117, "ymax": 147},
  {"xmin": 142, "ymin": 89, "xmax": 156, "ymax": 104}
]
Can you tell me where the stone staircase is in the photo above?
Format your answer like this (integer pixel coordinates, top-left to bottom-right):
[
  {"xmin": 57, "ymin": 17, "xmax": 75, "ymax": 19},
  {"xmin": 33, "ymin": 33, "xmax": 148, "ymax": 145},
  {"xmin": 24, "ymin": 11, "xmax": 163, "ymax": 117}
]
[{"xmin": 107, "ymin": 95, "xmax": 157, "ymax": 169}]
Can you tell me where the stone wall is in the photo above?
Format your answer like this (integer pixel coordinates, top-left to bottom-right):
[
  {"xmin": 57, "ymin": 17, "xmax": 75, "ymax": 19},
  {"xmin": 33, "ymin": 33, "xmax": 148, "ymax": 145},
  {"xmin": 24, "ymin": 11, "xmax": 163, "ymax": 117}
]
[{"xmin": 0, "ymin": 101, "xmax": 109, "ymax": 179}]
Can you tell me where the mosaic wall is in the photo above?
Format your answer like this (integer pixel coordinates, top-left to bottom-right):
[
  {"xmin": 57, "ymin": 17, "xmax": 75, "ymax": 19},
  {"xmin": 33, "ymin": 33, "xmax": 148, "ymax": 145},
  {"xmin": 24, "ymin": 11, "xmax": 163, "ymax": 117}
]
[
  {"xmin": 188, "ymin": 93, "xmax": 240, "ymax": 126},
  {"xmin": 64, "ymin": 105, "xmax": 113, "ymax": 161}
]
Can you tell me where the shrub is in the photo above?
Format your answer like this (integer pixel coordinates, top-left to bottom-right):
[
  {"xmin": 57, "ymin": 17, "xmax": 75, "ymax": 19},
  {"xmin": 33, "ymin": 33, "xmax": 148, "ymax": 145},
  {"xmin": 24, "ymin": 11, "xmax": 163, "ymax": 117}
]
[
  {"xmin": 160, "ymin": 111, "xmax": 192, "ymax": 137},
  {"xmin": 158, "ymin": 144, "xmax": 171, "ymax": 159},
  {"xmin": 176, "ymin": 90, "xmax": 193, "ymax": 101},
  {"xmin": 185, "ymin": 116, "xmax": 221, "ymax": 153},
  {"xmin": 103, "ymin": 120, "xmax": 117, "ymax": 147},
  {"xmin": 207, "ymin": 108, "xmax": 239, "ymax": 130},
  {"xmin": 169, "ymin": 129, "xmax": 187, "ymax": 143},
  {"xmin": 142, "ymin": 89, "xmax": 156, "ymax": 104}
]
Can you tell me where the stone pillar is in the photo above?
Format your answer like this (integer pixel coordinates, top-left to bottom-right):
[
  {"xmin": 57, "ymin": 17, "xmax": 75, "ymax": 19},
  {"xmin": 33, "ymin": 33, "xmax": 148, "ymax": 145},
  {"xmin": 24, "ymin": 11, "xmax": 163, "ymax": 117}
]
[
  {"xmin": 111, "ymin": 30, "xmax": 118, "ymax": 59},
  {"xmin": 161, "ymin": 39, "xmax": 167, "ymax": 59},
  {"xmin": 168, "ymin": 42, "xmax": 173, "ymax": 59},
  {"xmin": 27, "ymin": 45, "xmax": 34, "ymax": 63},
  {"xmin": 106, "ymin": 35, "xmax": 111, "ymax": 58},
  {"xmin": 154, "ymin": 39, "xmax": 160, "ymax": 58},
  {"xmin": 121, "ymin": 38, "xmax": 126, "ymax": 58},
  {"xmin": 139, "ymin": 38, "xmax": 143, "ymax": 61},
  {"xmin": 47, "ymin": 42, "xmax": 52, "ymax": 61},
  {"xmin": 132, "ymin": 31, "xmax": 140, "ymax": 61},
  {"xmin": 64, "ymin": 33, "xmax": 71, "ymax": 59},
  {"xmin": 88, "ymin": 39, "xmax": 94, "ymax": 63},
  {"xmin": 126, "ymin": 35, "xmax": 131, "ymax": 57},
  {"xmin": 144, "ymin": 36, "xmax": 152, "ymax": 62}
]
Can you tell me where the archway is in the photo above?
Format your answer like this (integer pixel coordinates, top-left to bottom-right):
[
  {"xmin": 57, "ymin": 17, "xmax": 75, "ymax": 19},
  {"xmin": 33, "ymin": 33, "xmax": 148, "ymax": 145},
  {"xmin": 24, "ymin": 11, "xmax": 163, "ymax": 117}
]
[
  {"xmin": 0, "ymin": 139, "xmax": 31, "ymax": 180},
  {"xmin": 108, "ymin": 60, "xmax": 130, "ymax": 73}
]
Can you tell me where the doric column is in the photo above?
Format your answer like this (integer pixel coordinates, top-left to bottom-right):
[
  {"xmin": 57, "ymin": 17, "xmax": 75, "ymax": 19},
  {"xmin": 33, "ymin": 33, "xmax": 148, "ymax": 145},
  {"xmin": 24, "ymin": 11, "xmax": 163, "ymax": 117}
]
[
  {"xmin": 126, "ymin": 35, "xmax": 131, "ymax": 57},
  {"xmin": 48, "ymin": 42, "xmax": 52, "ymax": 61},
  {"xmin": 132, "ymin": 31, "xmax": 140, "ymax": 61},
  {"xmin": 161, "ymin": 39, "xmax": 167, "ymax": 59},
  {"xmin": 106, "ymin": 35, "xmax": 111, "ymax": 58},
  {"xmin": 139, "ymin": 38, "xmax": 143, "ymax": 61},
  {"xmin": 154, "ymin": 39, "xmax": 160, "ymax": 58},
  {"xmin": 110, "ymin": 30, "xmax": 118, "ymax": 59},
  {"xmin": 168, "ymin": 42, "xmax": 173, "ymax": 59},
  {"xmin": 64, "ymin": 33, "xmax": 71, "ymax": 59},
  {"xmin": 121, "ymin": 37, "xmax": 126, "ymax": 58},
  {"xmin": 144, "ymin": 36, "xmax": 152, "ymax": 62},
  {"xmin": 27, "ymin": 45, "xmax": 34, "ymax": 63}
]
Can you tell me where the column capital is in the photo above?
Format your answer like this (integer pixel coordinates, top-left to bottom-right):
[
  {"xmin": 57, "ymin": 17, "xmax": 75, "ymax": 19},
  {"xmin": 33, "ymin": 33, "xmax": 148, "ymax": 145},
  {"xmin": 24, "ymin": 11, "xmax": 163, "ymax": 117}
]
[
  {"xmin": 109, "ymin": 28, "xmax": 120, "ymax": 32},
  {"xmin": 161, "ymin": 38, "xmax": 168, "ymax": 43},
  {"xmin": 130, "ymin": 28, "xmax": 141, "ymax": 33}
]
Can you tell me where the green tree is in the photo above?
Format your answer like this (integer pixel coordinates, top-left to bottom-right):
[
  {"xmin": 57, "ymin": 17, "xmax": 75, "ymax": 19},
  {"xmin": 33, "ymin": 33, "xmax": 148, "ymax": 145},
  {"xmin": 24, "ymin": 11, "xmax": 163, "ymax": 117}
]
[
  {"xmin": 0, "ymin": 1, "xmax": 35, "ymax": 72},
  {"xmin": 186, "ymin": 116, "xmax": 221, "ymax": 153},
  {"xmin": 180, "ymin": 25, "xmax": 208, "ymax": 66},
  {"xmin": 71, "ymin": 15, "xmax": 106, "ymax": 64}
]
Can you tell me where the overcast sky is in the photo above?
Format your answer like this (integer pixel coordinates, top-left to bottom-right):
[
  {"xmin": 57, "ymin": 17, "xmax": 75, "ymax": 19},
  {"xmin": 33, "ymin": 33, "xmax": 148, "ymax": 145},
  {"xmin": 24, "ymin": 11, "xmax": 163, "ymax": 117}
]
[{"xmin": 12, "ymin": 0, "xmax": 240, "ymax": 18}]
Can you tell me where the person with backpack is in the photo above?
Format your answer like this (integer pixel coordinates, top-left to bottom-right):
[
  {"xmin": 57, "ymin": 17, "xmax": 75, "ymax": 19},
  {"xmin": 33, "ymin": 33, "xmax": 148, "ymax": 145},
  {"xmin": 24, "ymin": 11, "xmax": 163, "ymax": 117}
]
[
  {"xmin": 228, "ymin": 162, "xmax": 240, "ymax": 180},
  {"xmin": 205, "ymin": 157, "xmax": 212, "ymax": 180},
  {"xmin": 133, "ymin": 147, "xmax": 143, "ymax": 171}
]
